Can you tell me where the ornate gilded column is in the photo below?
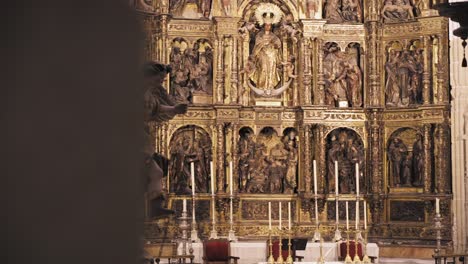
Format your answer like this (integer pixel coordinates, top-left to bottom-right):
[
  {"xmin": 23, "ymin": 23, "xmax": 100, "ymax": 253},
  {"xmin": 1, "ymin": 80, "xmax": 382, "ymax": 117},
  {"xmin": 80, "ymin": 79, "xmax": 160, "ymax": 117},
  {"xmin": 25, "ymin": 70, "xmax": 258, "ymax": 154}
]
[
  {"xmin": 304, "ymin": 124, "xmax": 312, "ymax": 193},
  {"xmin": 366, "ymin": 22, "xmax": 381, "ymax": 107},
  {"xmin": 422, "ymin": 35, "xmax": 432, "ymax": 105},
  {"xmin": 231, "ymin": 123, "xmax": 239, "ymax": 192},
  {"xmin": 436, "ymin": 33, "xmax": 450, "ymax": 104},
  {"xmin": 423, "ymin": 124, "xmax": 433, "ymax": 193},
  {"xmin": 317, "ymin": 38, "xmax": 325, "ymax": 105},
  {"xmin": 215, "ymin": 37, "xmax": 224, "ymax": 104},
  {"xmin": 230, "ymin": 36, "xmax": 238, "ymax": 104},
  {"xmin": 216, "ymin": 123, "xmax": 225, "ymax": 193},
  {"xmin": 317, "ymin": 125, "xmax": 326, "ymax": 193},
  {"xmin": 302, "ymin": 38, "xmax": 312, "ymax": 105},
  {"xmin": 434, "ymin": 123, "xmax": 450, "ymax": 194},
  {"xmin": 160, "ymin": 14, "xmax": 169, "ymax": 64}
]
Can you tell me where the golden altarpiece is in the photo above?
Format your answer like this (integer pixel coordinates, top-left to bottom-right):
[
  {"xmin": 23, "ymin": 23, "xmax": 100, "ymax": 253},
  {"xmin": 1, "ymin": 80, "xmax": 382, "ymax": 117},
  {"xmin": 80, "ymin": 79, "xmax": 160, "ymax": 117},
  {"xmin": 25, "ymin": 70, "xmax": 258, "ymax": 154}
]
[{"xmin": 137, "ymin": 0, "xmax": 451, "ymax": 247}]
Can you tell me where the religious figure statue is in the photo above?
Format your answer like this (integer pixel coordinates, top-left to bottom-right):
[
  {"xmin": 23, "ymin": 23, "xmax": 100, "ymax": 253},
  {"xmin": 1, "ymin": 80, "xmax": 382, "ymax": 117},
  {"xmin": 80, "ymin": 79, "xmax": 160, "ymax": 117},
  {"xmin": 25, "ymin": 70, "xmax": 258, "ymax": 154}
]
[
  {"xmin": 327, "ymin": 129, "xmax": 364, "ymax": 194},
  {"xmin": 169, "ymin": 0, "xmax": 212, "ymax": 18},
  {"xmin": 300, "ymin": 0, "xmax": 319, "ymax": 19},
  {"xmin": 382, "ymin": 0, "xmax": 416, "ymax": 22},
  {"xmin": 324, "ymin": 0, "xmax": 362, "ymax": 23},
  {"xmin": 385, "ymin": 48, "xmax": 423, "ymax": 106},
  {"xmin": 237, "ymin": 129, "xmax": 256, "ymax": 192},
  {"xmin": 249, "ymin": 22, "xmax": 282, "ymax": 90},
  {"xmin": 388, "ymin": 137, "xmax": 408, "ymax": 187},
  {"xmin": 401, "ymin": 153, "xmax": 413, "ymax": 186},
  {"xmin": 268, "ymin": 143, "xmax": 288, "ymax": 193},
  {"xmin": 324, "ymin": 43, "xmax": 363, "ymax": 107},
  {"xmin": 412, "ymin": 133, "xmax": 424, "ymax": 186},
  {"xmin": 284, "ymin": 140, "xmax": 298, "ymax": 194}
]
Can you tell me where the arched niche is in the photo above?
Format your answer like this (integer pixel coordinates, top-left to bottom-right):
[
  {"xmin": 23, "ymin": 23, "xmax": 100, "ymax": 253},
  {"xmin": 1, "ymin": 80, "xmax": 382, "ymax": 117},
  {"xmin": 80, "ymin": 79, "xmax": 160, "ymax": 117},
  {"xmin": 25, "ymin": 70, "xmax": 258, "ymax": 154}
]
[
  {"xmin": 384, "ymin": 40, "xmax": 424, "ymax": 107},
  {"xmin": 168, "ymin": 125, "xmax": 212, "ymax": 194},
  {"xmin": 323, "ymin": 42, "xmax": 364, "ymax": 108},
  {"xmin": 387, "ymin": 127, "xmax": 424, "ymax": 188},
  {"xmin": 325, "ymin": 128, "xmax": 365, "ymax": 194}
]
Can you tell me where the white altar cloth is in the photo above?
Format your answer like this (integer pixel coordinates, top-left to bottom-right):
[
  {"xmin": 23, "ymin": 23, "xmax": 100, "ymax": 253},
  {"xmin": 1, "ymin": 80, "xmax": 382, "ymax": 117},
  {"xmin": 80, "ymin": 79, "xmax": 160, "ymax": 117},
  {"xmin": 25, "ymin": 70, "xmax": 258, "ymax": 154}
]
[{"xmin": 184, "ymin": 241, "xmax": 379, "ymax": 264}]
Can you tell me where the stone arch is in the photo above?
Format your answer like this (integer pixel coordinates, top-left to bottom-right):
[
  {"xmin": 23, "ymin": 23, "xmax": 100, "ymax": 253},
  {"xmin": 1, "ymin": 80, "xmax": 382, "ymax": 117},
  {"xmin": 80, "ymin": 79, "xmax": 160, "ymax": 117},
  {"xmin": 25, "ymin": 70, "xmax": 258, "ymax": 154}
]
[
  {"xmin": 325, "ymin": 127, "xmax": 365, "ymax": 194},
  {"xmin": 168, "ymin": 125, "xmax": 212, "ymax": 194}
]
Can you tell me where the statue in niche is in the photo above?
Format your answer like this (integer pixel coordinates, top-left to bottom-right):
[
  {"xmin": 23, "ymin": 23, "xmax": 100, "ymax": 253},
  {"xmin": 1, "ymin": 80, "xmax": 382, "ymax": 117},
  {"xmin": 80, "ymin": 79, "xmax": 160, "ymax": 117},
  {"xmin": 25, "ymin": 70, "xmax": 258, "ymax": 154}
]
[
  {"xmin": 402, "ymin": 153, "xmax": 413, "ymax": 186},
  {"xmin": 284, "ymin": 140, "xmax": 298, "ymax": 194},
  {"xmin": 242, "ymin": 3, "xmax": 298, "ymax": 97},
  {"xmin": 388, "ymin": 137, "xmax": 408, "ymax": 187},
  {"xmin": 323, "ymin": 43, "xmax": 363, "ymax": 107},
  {"xmin": 237, "ymin": 128, "xmax": 256, "ymax": 192},
  {"xmin": 169, "ymin": 127, "xmax": 212, "ymax": 194},
  {"xmin": 268, "ymin": 143, "xmax": 288, "ymax": 193},
  {"xmin": 327, "ymin": 129, "xmax": 364, "ymax": 194},
  {"xmin": 250, "ymin": 18, "xmax": 282, "ymax": 91},
  {"xmin": 242, "ymin": 127, "xmax": 299, "ymax": 194},
  {"xmin": 169, "ymin": 0, "xmax": 211, "ymax": 19},
  {"xmin": 382, "ymin": 0, "xmax": 417, "ymax": 23},
  {"xmin": 300, "ymin": 0, "xmax": 319, "ymax": 19},
  {"xmin": 385, "ymin": 47, "xmax": 423, "ymax": 106},
  {"xmin": 170, "ymin": 39, "xmax": 213, "ymax": 103},
  {"xmin": 324, "ymin": 0, "xmax": 362, "ymax": 23},
  {"xmin": 412, "ymin": 133, "xmax": 424, "ymax": 186}
]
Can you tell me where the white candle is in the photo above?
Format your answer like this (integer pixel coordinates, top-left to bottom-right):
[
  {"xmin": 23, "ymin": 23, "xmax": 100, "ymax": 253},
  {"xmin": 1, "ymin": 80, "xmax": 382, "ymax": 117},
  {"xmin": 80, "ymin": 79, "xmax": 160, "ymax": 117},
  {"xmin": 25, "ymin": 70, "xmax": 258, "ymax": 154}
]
[
  {"xmin": 355, "ymin": 200, "xmax": 359, "ymax": 229},
  {"xmin": 183, "ymin": 199, "xmax": 187, "ymax": 212},
  {"xmin": 268, "ymin": 202, "xmax": 272, "ymax": 230},
  {"xmin": 230, "ymin": 199, "xmax": 233, "ymax": 223},
  {"xmin": 436, "ymin": 198, "xmax": 440, "ymax": 214},
  {"xmin": 230, "ymin": 161, "xmax": 233, "ymax": 196},
  {"xmin": 212, "ymin": 200, "xmax": 216, "ymax": 224},
  {"xmin": 279, "ymin": 202, "xmax": 282, "ymax": 230},
  {"xmin": 192, "ymin": 201, "xmax": 196, "ymax": 223},
  {"xmin": 335, "ymin": 160, "xmax": 339, "ymax": 196},
  {"xmin": 210, "ymin": 161, "xmax": 215, "ymax": 195},
  {"xmin": 288, "ymin": 202, "xmax": 291, "ymax": 230},
  {"xmin": 346, "ymin": 201, "xmax": 349, "ymax": 230},
  {"xmin": 364, "ymin": 201, "xmax": 367, "ymax": 230},
  {"xmin": 313, "ymin": 160, "xmax": 317, "ymax": 195},
  {"xmin": 355, "ymin": 163, "xmax": 360, "ymax": 196},
  {"xmin": 191, "ymin": 162, "xmax": 195, "ymax": 195}
]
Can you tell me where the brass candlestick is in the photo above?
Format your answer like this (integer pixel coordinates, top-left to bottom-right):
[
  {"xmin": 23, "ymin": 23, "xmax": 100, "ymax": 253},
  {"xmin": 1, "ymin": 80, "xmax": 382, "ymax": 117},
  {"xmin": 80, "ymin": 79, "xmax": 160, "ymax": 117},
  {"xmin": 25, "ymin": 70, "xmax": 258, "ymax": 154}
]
[
  {"xmin": 277, "ymin": 228, "xmax": 284, "ymax": 264},
  {"xmin": 317, "ymin": 237, "xmax": 325, "ymax": 264},
  {"xmin": 286, "ymin": 230, "xmax": 293, "ymax": 264},
  {"xmin": 267, "ymin": 230, "xmax": 274, "ymax": 264},
  {"xmin": 353, "ymin": 230, "xmax": 362, "ymax": 264},
  {"xmin": 209, "ymin": 194, "xmax": 218, "ymax": 239},
  {"xmin": 362, "ymin": 229, "xmax": 371, "ymax": 264},
  {"xmin": 344, "ymin": 230, "xmax": 353, "ymax": 264}
]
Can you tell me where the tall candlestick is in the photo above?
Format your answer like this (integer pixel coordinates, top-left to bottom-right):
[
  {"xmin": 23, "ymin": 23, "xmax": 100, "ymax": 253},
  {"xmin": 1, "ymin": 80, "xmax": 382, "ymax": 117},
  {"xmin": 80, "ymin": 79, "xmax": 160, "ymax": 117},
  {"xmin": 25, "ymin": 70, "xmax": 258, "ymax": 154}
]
[
  {"xmin": 191, "ymin": 162, "xmax": 195, "ymax": 195},
  {"xmin": 183, "ymin": 199, "xmax": 187, "ymax": 212},
  {"xmin": 436, "ymin": 198, "xmax": 440, "ymax": 214},
  {"xmin": 212, "ymin": 199, "xmax": 216, "ymax": 224},
  {"xmin": 288, "ymin": 202, "xmax": 291, "ymax": 230},
  {"xmin": 230, "ymin": 161, "xmax": 233, "ymax": 196},
  {"xmin": 210, "ymin": 161, "xmax": 215, "ymax": 195},
  {"xmin": 313, "ymin": 160, "xmax": 317, "ymax": 195},
  {"xmin": 230, "ymin": 199, "xmax": 233, "ymax": 223},
  {"xmin": 355, "ymin": 163, "xmax": 360, "ymax": 196},
  {"xmin": 335, "ymin": 160, "xmax": 339, "ymax": 195},
  {"xmin": 346, "ymin": 201, "xmax": 349, "ymax": 230},
  {"xmin": 355, "ymin": 200, "xmax": 359, "ymax": 229},
  {"xmin": 364, "ymin": 201, "xmax": 367, "ymax": 230},
  {"xmin": 268, "ymin": 202, "xmax": 272, "ymax": 230},
  {"xmin": 336, "ymin": 200, "xmax": 339, "ymax": 225},
  {"xmin": 279, "ymin": 202, "xmax": 282, "ymax": 230}
]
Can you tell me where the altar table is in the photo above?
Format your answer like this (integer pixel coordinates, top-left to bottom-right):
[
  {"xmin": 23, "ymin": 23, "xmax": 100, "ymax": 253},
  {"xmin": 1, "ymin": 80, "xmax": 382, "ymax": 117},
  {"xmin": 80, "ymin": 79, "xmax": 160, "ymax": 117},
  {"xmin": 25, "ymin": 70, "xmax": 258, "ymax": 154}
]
[{"xmin": 181, "ymin": 241, "xmax": 379, "ymax": 264}]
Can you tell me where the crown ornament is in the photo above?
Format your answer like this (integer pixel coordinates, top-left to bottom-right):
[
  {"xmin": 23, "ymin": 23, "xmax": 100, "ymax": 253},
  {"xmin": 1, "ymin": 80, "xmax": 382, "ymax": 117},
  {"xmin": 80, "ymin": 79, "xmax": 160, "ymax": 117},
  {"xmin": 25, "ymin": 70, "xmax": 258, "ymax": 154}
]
[{"xmin": 254, "ymin": 3, "xmax": 283, "ymax": 25}]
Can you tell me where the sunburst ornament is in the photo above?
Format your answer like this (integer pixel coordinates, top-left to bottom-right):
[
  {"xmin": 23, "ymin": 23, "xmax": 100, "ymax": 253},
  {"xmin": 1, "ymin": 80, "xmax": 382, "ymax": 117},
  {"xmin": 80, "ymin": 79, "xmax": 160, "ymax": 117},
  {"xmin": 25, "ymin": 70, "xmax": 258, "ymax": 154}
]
[{"xmin": 254, "ymin": 3, "xmax": 283, "ymax": 25}]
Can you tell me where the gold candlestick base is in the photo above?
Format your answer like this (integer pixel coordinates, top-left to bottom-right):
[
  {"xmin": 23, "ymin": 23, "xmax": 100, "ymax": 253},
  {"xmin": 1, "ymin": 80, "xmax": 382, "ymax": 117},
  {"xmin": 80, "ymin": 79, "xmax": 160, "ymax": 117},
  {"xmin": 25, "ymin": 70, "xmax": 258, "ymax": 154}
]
[
  {"xmin": 268, "ymin": 231, "xmax": 274, "ymax": 264},
  {"xmin": 362, "ymin": 255, "xmax": 371, "ymax": 264},
  {"xmin": 362, "ymin": 229, "xmax": 371, "ymax": 263},
  {"xmin": 286, "ymin": 230, "xmax": 293, "ymax": 264},
  {"xmin": 353, "ymin": 230, "xmax": 362, "ymax": 264},
  {"xmin": 344, "ymin": 230, "xmax": 353, "ymax": 264},
  {"xmin": 277, "ymin": 230, "xmax": 284, "ymax": 264}
]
